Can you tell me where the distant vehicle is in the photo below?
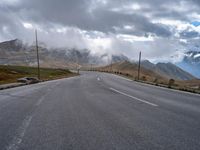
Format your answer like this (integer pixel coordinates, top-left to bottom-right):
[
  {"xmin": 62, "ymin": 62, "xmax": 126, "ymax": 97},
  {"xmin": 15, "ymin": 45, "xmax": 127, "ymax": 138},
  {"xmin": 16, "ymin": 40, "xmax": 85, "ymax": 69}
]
[{"xmin": 17, "ymin": 77, "xmax": 39, "ymax": 84}]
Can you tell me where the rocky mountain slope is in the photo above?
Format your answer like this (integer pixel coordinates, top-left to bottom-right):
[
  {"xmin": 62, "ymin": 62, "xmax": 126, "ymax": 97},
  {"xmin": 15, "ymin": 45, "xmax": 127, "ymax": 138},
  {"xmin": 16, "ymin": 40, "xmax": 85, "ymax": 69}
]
[
  {"xmin": 0, "ymin": 39, "xmax": 102, "ymax": 68},
  {"xmin": 100, "ymin": 61, "xmax": 200, "ymax": 89},
  {"xmin": 0, "ymin": 39, "xmax": 130, "ymax": 69},
  {"xmin": 100, "ymin": 60, "xmax": 195, "ymax": 81},
  {"xmin": 0, "ymin": 39, "xmax": 196, "ymax": 80},
  {"xmin": 141, "ymin": 60, "xmax": 195, "ymax": 80},
  {"xmin": 100, "ymin": 61, "xmax": 168, "ymax": 82}
]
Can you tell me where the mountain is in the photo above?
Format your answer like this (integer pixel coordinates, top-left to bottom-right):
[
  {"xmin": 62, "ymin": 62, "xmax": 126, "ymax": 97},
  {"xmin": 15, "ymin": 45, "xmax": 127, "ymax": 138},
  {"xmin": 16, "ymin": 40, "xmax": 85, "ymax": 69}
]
[
  {"xmin": 156, "ymin": 63, "xmax": 195, "ymax": 80},
  {"xmin": 176, "ymin": 51, "xmax": 200, "ymax": 78},
  {"xmin": 0, "ymin": 39, "xmax": 131, "ymax": 68},
  {"xmin": 0, "ymin": 39, "xmax": 49, "ymax": 66},
  {"xmin": 111, "ymin": 54, "xmax": 129, "ymax": 63},
  {"xmin": 141, "ymin": 60, "xmax": 195, "ymax": 80},
  {"xmin": 0, "ymin": 39, "xmax": 196, "ymax": 80},
  {"xmin": 100, "ymin": 61, "xmax": 200, "ymax": 89},
  {"xmin": 100, "ymin": 61, "xmax": 167, "ymax": 82},
  {"xmin": 0, "ymin": 39, "xmax": 105, "ymax": 68},
  {"xmin": 0, "ymin": 39, "xmax": 24, "ymax": 52}
]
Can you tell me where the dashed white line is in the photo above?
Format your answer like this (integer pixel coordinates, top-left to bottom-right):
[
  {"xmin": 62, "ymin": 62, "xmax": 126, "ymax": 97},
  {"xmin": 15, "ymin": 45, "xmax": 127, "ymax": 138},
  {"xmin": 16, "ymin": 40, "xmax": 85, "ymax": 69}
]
[
  {"xmin": 97, "ymin": 77, "xmax": 101, "ymax": 81},
  {"xmin": 6, "ymin": 116, "xmax": 33, "ymax": 150},
  {"xmin": 110, "ymin": 88, "xmax": 158, "ymax": 107}
]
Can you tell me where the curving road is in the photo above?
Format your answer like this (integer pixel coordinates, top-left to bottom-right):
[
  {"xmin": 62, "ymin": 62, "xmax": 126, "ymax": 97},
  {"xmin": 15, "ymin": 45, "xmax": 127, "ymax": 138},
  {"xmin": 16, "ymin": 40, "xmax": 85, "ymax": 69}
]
[{"xmin": 0, "ymin": 71, "xmax": 200, "ymax": 150}]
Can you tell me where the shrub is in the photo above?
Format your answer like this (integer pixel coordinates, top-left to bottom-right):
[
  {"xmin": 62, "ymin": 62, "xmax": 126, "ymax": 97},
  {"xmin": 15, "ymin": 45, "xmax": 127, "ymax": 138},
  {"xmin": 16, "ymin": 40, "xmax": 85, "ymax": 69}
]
[
  {"xmin": 141, "ymin": 76, "xmax": 147, "ymax": 81},
  {"xmin": 154, "ymin": 78, "xmax": 158, "ymax": 85},
  {"xmin": 168, "ymin": 79, "xmax": 175, "ymax": 88}
]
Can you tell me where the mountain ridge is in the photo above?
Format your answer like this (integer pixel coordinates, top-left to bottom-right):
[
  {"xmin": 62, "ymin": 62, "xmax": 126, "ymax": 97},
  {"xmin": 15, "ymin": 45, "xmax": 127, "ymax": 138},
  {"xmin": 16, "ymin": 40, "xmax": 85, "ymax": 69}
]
[
  {"xmin": 0, "ymin": 39, "xmax": 196, "ymax": 80},
  {"xmin": 141, "ymin": 60, "xmax": 195, "ymax": 80}
]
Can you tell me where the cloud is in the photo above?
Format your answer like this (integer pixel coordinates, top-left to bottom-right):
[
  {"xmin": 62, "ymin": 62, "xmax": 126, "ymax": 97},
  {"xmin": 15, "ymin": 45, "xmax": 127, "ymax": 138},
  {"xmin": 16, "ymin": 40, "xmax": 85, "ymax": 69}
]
[
  {"xmin": 0, "ymin": 0, "xmax": 200, "ymax": 62},
  {"xmin": 179, "ymin": 30, "xmax": 199, "ymax": 39}
]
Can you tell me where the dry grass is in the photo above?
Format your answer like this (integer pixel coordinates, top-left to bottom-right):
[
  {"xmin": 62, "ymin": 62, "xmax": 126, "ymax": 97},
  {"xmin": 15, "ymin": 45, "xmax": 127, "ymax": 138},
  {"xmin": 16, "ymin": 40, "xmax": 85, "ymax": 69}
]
[
  {"xmin": 97, "ymin": 61, "xmax": 168, "ymax": 83},
  {"xmin": 0, "ymin": 65, "xmax": 77, "ymax": 85},
  {"xmin": 92, "ymin": 61, "xmax": 200, "ymax": 94}
]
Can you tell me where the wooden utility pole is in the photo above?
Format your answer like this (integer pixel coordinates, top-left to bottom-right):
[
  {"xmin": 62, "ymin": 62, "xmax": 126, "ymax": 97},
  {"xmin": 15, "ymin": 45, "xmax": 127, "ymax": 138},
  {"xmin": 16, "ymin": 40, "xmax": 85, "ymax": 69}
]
[
  {"xmin": 35, "ymin": 29, "xmax": 40, "ymax": 80},
  {"xmin": 137, "ymin": 51, "xmax": 141, "ymax": 80},
  {"xmin": 110, "ymin": 60, "xmax": 113, "ymax": 72}
]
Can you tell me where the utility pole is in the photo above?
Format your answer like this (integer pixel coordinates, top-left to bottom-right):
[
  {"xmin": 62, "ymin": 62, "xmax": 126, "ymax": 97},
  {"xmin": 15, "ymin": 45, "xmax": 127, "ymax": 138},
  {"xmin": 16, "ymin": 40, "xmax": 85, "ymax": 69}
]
[
  {"xmin": 137, "ymin": 51, "xmax": 141, "ymax": 80},
  {"xmin": 107, "ymin": 55, "xmax": 109, "ymax": 72},
  {"xmin": 35, "ymin": 29, "xmax": 40, "ymax": 80},
  {"xmin": 75, "ymin": 54, "xmax": 79, "ymax": 74},
  {"xmin": 110, "ymin": 60, "xmax": 112, "ymax": 72},
  {"xmin": 110, "ymin": 55, "xmax": 113, "ymax": 72}
]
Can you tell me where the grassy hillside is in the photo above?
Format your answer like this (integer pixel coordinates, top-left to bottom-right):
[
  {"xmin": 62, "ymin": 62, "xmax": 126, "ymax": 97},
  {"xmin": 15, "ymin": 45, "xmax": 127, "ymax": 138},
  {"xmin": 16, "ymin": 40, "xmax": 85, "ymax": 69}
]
[
  {"xmin": 94, "ymin": 61, "xmax": 200, "ymax": 93},
  {"xmin": 98, "ymin": 61, "xmax": 168, "ymax": 83},
  {"xmin": 0, "ymin": 65, "xmax": 77, "ymax": 84}
]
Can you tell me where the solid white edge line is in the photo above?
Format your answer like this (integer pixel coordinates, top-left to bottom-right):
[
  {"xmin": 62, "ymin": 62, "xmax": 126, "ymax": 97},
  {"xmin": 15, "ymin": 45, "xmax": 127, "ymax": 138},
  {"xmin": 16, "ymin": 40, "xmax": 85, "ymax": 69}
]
[
  {"xmin": 110, "ymin": 88, "xmax": 158, "ymax": 107},
  {"xmin": 111, "ymin": 73, "xmax": 200, "ymax": 97},
  {"xmin": 112, "ymin": 74, "xmax": 133, "ymax": 82}
]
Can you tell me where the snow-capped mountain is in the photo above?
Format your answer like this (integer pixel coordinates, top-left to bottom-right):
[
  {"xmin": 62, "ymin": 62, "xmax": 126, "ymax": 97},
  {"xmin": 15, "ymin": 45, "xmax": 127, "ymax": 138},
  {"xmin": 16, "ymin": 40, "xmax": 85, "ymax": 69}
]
[
  {"xmin": 184, "ymin": 51, "xmax": 200, "ymax": 64},
  {"xmin": 0, "ymin": 39, "xmax": 128, "ymax": 68},
  {"xmin": 176, "ymin": 51, "xmax": 200, "ymax": 78},
  {"xmin": 0, "ymin": 39, "xmax": 197, "ymax": 80}
]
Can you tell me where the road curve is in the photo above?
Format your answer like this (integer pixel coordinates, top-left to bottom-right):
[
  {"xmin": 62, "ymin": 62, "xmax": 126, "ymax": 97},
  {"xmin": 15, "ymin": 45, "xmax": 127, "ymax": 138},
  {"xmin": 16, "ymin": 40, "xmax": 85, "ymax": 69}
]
[{"xmin": 0, "ymin": 71, "xmax": 200, "ymax": 150}]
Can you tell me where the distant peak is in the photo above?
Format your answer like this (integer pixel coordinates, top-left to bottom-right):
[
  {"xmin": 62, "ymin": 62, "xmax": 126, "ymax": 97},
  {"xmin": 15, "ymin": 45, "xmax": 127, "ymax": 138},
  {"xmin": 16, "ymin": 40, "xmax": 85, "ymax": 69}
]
[{"xmin": 0, "ymin": 39, "xmax": 22, "ymax": 45}]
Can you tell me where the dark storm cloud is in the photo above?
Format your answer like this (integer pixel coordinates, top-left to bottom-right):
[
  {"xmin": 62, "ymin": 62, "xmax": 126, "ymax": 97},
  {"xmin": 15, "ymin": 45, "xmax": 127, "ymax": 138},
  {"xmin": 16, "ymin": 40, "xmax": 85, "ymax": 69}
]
[
  {"xmin": 1, "ymin": 0, "xmax": 199, "ymax": 37},
  {"xmin": 0, "ymin": 0, "xmax": 200, "ymax": 61},
  {"xmin": 192, "ymin": 0, "xmax": 200, "ymax": 6},
  {"xmin": 0, "ymin": 0, "xmax": 176, "ymax": 37},
  {"xmin": 0, "ymin": 5, "xmax": 22, "ymax": 39}
]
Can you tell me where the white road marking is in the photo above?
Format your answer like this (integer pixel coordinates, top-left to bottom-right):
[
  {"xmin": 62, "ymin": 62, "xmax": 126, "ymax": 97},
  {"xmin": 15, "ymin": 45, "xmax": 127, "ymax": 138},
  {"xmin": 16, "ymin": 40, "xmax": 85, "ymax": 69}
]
[
  {"xmin": 97, "ymin": 77, "xmax": 101, "ymax": 81},
  {"xmin": 112, "ymin": 74, "xmax": 133, "ymax": 82},
  {"xmin": 110, "ymin": 88, "xmax": 158, "ymax": 107},
  {"xmin": 35, "ymin": 96, "xmax": 45, "ymax": 106},
  {"xmin": 7, "ymin": 116, "xmax": 33, "ymax": 150},
  {"xmin": 134, "ymin": 81, "xmax": 200, "ymax": 97}
]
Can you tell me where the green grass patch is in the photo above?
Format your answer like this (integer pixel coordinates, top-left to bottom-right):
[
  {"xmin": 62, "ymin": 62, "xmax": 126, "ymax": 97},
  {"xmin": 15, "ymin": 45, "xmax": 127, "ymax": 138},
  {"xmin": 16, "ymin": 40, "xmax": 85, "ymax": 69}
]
[{"xmin": 0, "ymin": 65, "xmax": 77, "ymax": 85}]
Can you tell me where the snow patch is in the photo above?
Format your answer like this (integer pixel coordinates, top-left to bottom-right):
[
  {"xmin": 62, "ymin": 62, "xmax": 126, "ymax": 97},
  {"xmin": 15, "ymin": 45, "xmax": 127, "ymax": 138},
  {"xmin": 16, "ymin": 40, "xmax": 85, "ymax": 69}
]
[{"xmin": 194, "ymin": 53, "xmax": 200, "ymax": 58}]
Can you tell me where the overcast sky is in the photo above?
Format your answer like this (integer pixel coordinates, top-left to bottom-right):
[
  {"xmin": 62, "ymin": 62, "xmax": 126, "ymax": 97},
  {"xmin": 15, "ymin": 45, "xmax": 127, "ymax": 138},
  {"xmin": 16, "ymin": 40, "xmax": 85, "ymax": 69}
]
[{"xmin": 0, "ymin": 0, "xmax": 200, "ymax": 62}]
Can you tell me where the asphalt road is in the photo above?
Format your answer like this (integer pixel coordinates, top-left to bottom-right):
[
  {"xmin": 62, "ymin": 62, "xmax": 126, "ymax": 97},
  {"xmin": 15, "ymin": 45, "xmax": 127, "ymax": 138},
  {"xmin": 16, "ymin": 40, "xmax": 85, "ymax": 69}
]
[{"xmin": 0, "ymin": 71, "xmax": 200, "ymax": 150}]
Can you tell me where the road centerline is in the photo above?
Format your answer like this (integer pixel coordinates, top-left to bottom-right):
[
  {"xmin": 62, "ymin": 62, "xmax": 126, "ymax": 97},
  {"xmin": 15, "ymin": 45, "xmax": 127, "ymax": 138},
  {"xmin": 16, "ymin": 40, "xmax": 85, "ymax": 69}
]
[
  {"xmin": 6, "ymin": 115, "xmax": 33, "ymax": 150},
  {"xmin": 110, "ymin": 87, "xmax": 158, "ymax": 107},
  {"xmin": 35, "ymin": 96, "xmax": 45, "ymax": 106}
]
